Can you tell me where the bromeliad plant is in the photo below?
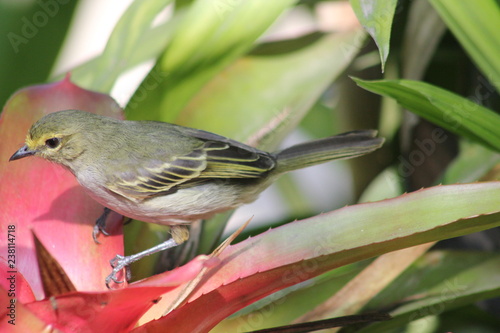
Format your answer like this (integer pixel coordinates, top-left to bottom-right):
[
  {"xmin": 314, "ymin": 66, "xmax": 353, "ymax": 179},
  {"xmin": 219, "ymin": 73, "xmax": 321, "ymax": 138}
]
[{"xmin": 1, "ymin": 0, "xmax": 500, "ymax": 332}]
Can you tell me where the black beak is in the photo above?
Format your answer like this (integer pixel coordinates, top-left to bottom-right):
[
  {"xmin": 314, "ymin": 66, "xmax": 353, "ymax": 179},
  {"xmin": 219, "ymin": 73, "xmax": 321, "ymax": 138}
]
[{"xmin": 9, "ymin": 145, "xmax": 36, "ymax": 161}]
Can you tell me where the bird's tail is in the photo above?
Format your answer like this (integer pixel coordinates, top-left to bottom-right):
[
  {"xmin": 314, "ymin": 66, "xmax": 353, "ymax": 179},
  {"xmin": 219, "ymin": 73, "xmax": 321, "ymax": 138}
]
[{"xmin": 274, "ymin": 130, "xmax": 384, "ymax": 174}]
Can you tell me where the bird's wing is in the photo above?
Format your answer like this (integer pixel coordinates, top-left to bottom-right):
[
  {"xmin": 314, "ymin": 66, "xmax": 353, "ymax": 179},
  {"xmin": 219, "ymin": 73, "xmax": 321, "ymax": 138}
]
[
  {"xmin": 107, "ymin": 141, "xmax": 276, "ymax": 201},
  {"xmin": 106, "ymin": 146, "xmax": 207, "ymax": 201},
  {"xmin": 200, "ymin": 141, "xmax": 275, "ymax": 178}
]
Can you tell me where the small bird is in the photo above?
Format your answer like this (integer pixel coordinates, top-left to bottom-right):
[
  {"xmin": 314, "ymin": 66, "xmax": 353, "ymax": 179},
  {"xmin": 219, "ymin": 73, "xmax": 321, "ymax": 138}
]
[{"xmin": 10, "ymin": 110, "xmax": 384, "ymax": 286}]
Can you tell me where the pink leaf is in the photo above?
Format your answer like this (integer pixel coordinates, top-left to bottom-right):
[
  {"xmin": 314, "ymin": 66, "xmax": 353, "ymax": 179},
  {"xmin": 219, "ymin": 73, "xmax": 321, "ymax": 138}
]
[
  {"xmin": 0, "ymin": 75, "xmax": 125, "ymax": 299},
  {"xmin": 0, "ymin": 256, "xmax": 211, "ymax": 332}
]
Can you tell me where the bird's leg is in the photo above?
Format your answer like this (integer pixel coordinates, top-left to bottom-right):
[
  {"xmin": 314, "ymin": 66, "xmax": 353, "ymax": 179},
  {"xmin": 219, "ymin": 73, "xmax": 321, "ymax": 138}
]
[
  {"xmin": 157, "ymin": 220, "xmax": 201, "ymax": 270},
  {"xmin": 93, "ymin": 207, "xmax": 111, "ymax": 243},
  {"xmin": 93, "ymin": 208, "xmax": 132, "ymax": 244},
  {"xmin": 170, "ymin": 224, "xmax": 190, "ymax": 245},
  {"xmin": 105, "ymin": 225, "xmax": 190, "ymax": 288}
]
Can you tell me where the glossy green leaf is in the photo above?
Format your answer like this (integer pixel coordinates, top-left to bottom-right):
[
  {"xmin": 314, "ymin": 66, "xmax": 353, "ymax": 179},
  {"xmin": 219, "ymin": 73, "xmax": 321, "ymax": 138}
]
[
  {"xmin": 70, "ymin": 0, "xmax": 175, "ymax": 92},
  {"xmin": 126, "ymin": 0, "xmax": 296, "ymax": 121},
  {"xmin": 429, "ymin": 0, "xmax": 500, "ymax": 91},
  {"xmin": 350, "ymin": 0, "xmax": 397, "ymax": 72},
  {"xmin": 353, "ymin": 78, "xmax": 500, "ymax": 152}
]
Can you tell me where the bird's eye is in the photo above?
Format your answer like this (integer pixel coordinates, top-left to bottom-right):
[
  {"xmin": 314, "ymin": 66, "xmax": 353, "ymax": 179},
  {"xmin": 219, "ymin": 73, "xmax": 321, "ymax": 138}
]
[{"xmin": 45, "ymin": 138, "xmax": 61, "ymax": 149}]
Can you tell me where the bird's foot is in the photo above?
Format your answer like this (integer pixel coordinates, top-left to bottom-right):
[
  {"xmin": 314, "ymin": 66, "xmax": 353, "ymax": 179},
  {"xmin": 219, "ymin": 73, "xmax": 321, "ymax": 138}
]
[
  {"xmin": 104, "ymin": 237, "xmax": 181, "ymax": 288},
  {"xmin": 105, "ymin": 255, "xmax": 132, "ymax": 288}
]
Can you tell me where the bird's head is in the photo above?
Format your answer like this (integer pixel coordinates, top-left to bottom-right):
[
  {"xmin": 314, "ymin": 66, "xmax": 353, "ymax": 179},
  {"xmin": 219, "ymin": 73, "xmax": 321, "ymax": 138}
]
[{"xmin": 9, "ymin": 110, "xmax": 89, "ymax": 166}]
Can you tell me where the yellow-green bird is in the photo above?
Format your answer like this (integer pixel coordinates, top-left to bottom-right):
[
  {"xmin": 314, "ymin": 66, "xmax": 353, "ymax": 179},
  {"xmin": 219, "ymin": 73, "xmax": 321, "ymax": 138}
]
[{"xmin": 10, "ymin": 110, "xmax": 384, "ymax": 286}]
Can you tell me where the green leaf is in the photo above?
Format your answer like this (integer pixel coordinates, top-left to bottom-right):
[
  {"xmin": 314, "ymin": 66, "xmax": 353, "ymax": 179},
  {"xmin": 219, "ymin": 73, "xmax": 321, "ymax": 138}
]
[
  {"xmin": 70, "ymin": 0, "xmax": 175, "ymax": 92},
  {"xmin": 353, "ymin": 78, "xmax": 500, "ymax": 152},
  {"xmin": 152, "ymin": 182, "xmax": 500, "ymax": 332},
  {"xmin": 358, "ymin": 250, "xmax": 500, "ymax": 332},
  {"xmin": 402, "ymin": 0, "xmax": 446, "ymax": 79},
  {"xmin": 126, "ymin": 0, "xmax": 296, "ymax": 121},
  {"xmin": 350, "ymin": 0, "xmax": 397, "ymax": 72},
  {"xmin": 442, "ymin": 141, "xmax": 500, "ymax": 184},
  {"xmin": 429, "ymin": 0, "xmax": 500, "ymax": 92},
  {"xmin": 177, "ymin": 32, "xmax": 364, "ymax": 146},
  {"xmin": 0, "ymin": 0, "xmax": 79, "ymax": 107},
  {"xmin": 436, "ymin": 306, "xmax": 500, "ymax": 333},
  {"xmin": 359, "ymin": 166, "xmax": 404, "ymax": 202}
]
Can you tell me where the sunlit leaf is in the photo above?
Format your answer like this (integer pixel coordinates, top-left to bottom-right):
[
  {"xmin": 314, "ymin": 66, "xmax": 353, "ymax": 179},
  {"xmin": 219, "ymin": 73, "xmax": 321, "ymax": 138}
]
[
  {"xmin": 126, "ymin": 0, "xmax": 296, "ymax": 121},
  {"xmin": 70, "ymin": 0, "xmax": 175, "ymax": 92},
  {"xmin": 136, "ymin": 182, "xmax": 500, "ymax": 332},
  {"xmin": 178, "ymin": 32, "xmax": 364, "ymax": 147}
]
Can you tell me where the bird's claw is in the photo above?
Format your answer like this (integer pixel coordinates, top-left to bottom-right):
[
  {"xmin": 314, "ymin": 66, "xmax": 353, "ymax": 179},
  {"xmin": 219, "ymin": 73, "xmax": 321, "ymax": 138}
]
[
  {"xmin": 93, "ymin": 208, "xmax": 111, "ymax": 244},
  {"xmin": 105, "ymin": 255, "xmax": 131, "ymax": 289},
  {"xmin": 92, "ymin": 223, "xmax": 110, "ymax": 244}
]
